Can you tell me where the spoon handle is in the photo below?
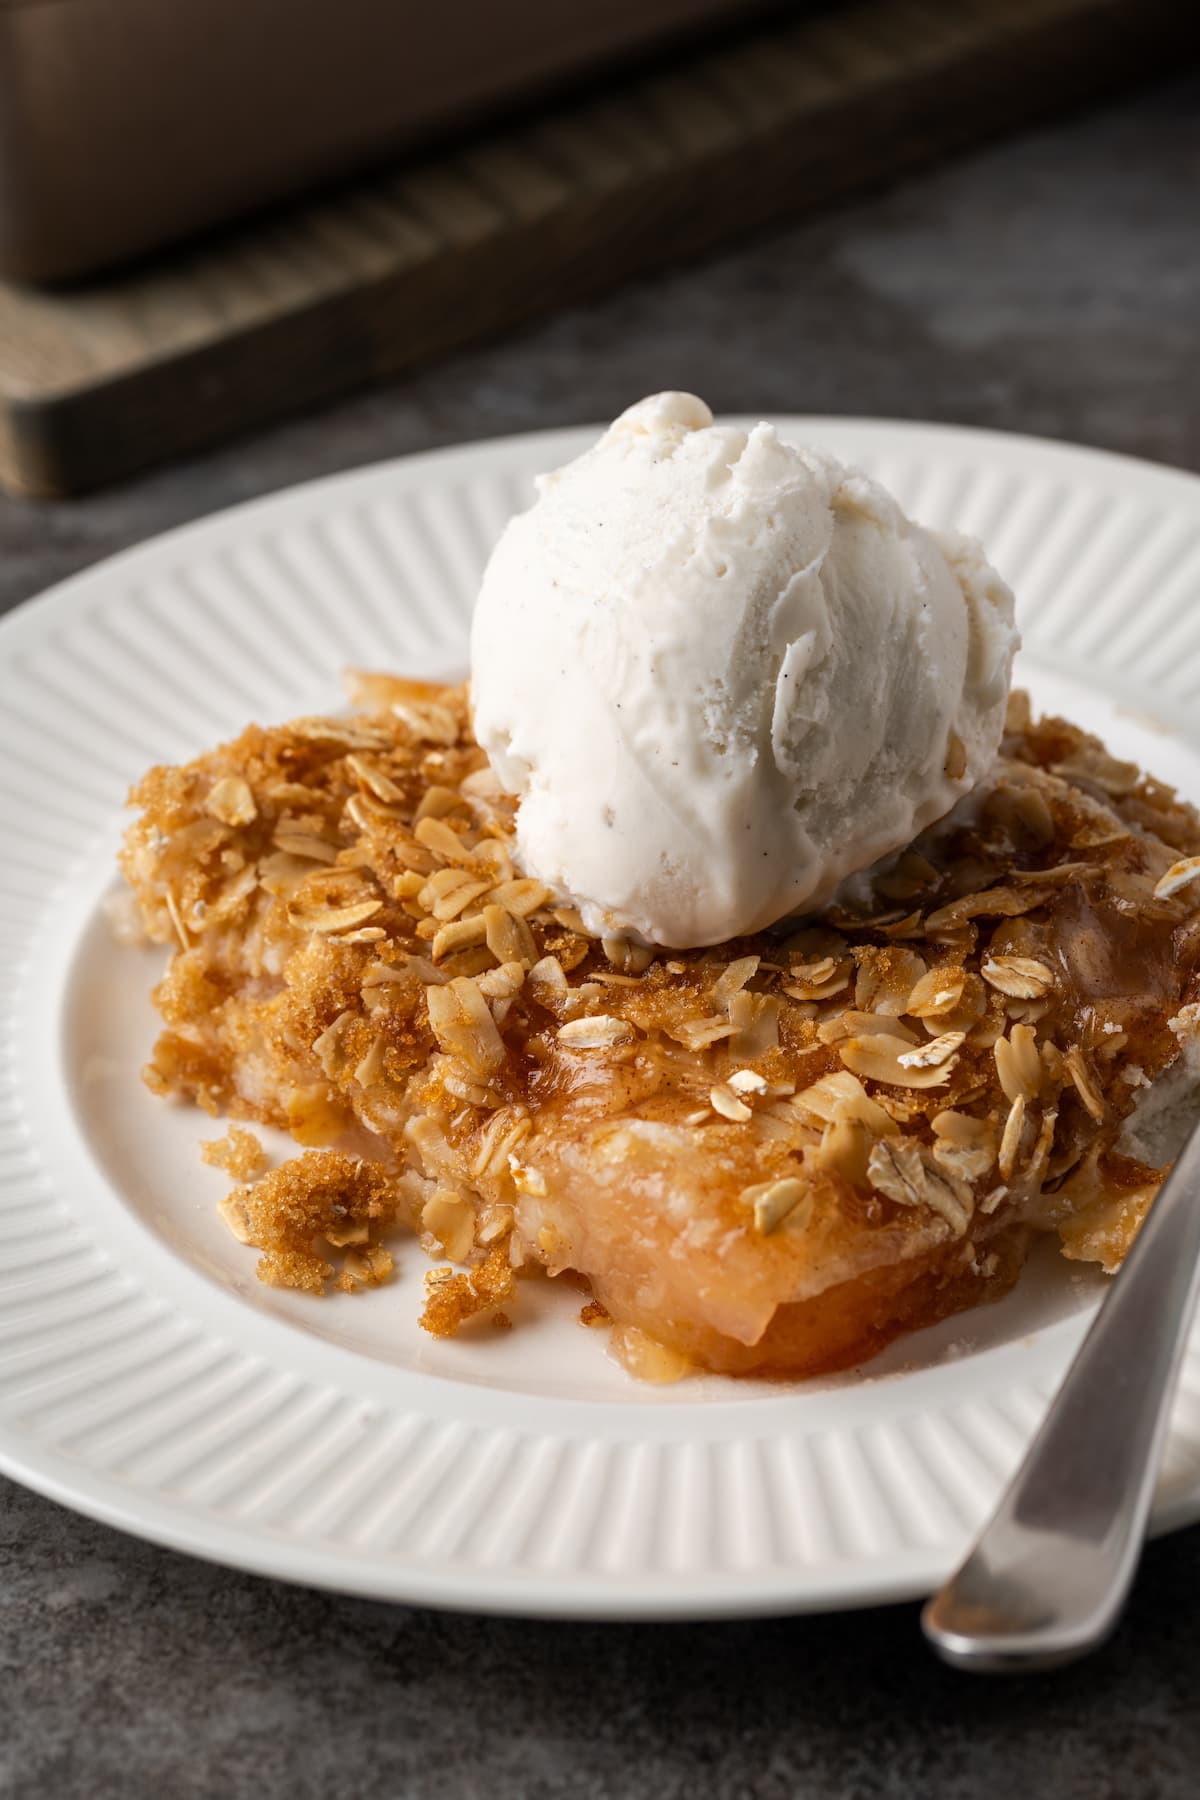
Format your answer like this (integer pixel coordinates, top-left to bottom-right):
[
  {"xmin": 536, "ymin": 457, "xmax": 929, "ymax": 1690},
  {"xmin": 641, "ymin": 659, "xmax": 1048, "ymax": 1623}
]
[{"xmin": 923, "ymin": 1118, "xmax": 1200, "ymax": 1672}]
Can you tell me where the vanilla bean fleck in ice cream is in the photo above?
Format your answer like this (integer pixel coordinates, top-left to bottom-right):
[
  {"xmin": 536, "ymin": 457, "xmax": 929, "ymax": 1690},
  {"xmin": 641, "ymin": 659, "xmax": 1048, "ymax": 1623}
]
[{"xmin": 469, "ymin": 393, "xmax": 1019, "ymax": 947}]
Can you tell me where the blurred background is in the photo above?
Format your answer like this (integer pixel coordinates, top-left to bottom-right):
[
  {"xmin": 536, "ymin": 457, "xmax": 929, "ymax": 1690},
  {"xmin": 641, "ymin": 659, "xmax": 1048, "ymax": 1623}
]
[{"xmin": 0, "ymin": 0, "xmax": 1196, "ymax": 509}]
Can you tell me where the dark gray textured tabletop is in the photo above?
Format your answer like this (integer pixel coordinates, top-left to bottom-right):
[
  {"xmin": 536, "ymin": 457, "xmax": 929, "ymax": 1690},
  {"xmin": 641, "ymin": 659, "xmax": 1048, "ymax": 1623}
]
[{"xmin": 3, "ymin": 75, "xmax": 1199, "ymax": 1800}]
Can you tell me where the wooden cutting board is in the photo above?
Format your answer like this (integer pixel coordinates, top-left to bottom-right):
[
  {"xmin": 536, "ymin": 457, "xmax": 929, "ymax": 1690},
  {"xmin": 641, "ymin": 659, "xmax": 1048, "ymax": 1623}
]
[{"xmin": 0, "ymin": 0, "xmax": 1193, "ymax": 497}]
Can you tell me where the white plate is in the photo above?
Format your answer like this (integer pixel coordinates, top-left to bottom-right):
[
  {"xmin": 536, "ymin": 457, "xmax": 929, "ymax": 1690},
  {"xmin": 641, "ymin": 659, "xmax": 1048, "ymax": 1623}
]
[{"xmin": 3, "ymin": 419, "xmax": 1200, "ymax": 1620}]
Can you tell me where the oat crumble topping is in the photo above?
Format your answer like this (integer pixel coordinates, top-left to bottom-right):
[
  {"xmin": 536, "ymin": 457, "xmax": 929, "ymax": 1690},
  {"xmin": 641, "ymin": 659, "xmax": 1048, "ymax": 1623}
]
[{"xmin": 118, "ymin": 679, "xmax": 1200, "ymax": 1377}]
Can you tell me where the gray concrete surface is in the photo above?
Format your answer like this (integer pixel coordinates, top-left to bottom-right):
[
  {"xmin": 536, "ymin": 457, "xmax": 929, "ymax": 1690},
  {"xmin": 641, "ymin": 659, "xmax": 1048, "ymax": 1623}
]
[{"xmin": 2, "ymin": 72, "xmax": 1199, "ymax": 1800}]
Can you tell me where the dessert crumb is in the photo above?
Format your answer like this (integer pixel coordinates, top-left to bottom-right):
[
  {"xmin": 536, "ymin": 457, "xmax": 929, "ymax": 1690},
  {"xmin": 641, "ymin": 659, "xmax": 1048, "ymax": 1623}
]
[
  {"xmin": 420, "ymin": 1245, "xmax": 515, "ymax": 1338},
  {"xmin": 225, "ymin": 1150, "xmax": 397, "ymax": 1293},
  {"xmin": 201, "ymin": 1126, "xmax": 268, "ymax": 1182}
]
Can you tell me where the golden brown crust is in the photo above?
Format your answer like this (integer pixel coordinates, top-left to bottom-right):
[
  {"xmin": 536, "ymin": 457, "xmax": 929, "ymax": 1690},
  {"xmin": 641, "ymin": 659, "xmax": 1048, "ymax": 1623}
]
[{"xmin": 120, "ymin": 681, "xmax": 1200, "ymax": 1375}]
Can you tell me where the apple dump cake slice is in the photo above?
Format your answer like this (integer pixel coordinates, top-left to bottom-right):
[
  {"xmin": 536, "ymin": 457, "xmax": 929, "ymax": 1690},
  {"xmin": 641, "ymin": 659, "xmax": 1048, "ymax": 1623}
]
[{"xmin": 118, "ymin": 679, "xmax": 1200, "ymax": 1377}]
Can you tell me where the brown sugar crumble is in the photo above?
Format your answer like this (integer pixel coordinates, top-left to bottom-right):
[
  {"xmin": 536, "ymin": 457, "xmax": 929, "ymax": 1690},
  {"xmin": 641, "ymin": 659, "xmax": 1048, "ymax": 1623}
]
[
  {"xmin": 200, "ymin": 1126, "xmax": 268, "ymax": 1182},
  {"xmin": 419, "ymin": 1244, "xmax": 516, "ymax": 1338},
  {"xmin": 121, "ymin": 677, "xmax": 1200, "ymax": 1378},
  {"xmin": 220, "ymin": 1149, "xmax": 399, "ymax": 1293}
]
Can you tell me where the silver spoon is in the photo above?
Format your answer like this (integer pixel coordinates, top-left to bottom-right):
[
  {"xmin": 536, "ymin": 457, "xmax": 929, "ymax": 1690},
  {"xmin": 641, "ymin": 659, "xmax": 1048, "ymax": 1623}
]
[{"xmin": 923, "ymin": 1118, "xmax": 1200, "ymax": 1671}]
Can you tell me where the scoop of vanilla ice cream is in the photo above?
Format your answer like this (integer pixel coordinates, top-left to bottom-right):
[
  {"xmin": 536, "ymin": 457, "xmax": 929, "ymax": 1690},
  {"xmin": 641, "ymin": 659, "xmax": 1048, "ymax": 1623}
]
[{"xmin": 469, "ymin": 393, "xmax": 1018, "ymax": 947}]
